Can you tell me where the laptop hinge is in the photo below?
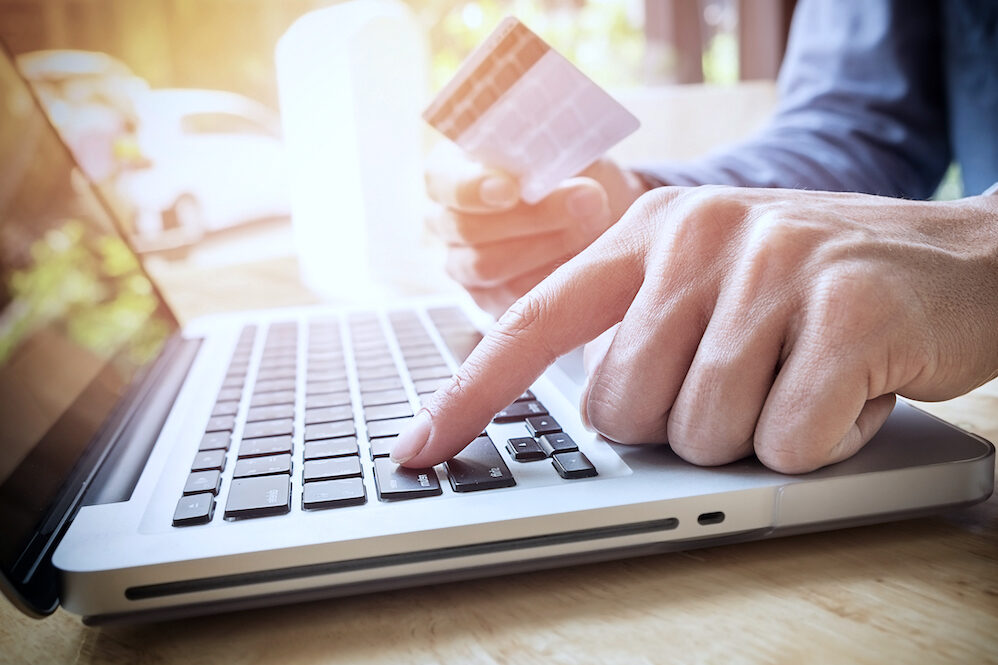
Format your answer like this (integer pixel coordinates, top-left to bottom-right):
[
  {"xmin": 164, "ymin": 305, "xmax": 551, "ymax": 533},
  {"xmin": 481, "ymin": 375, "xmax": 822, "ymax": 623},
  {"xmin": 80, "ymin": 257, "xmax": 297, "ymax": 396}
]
[{"xmin": 2, "ymin": 334, "xmax": 201, "ymax": 618}]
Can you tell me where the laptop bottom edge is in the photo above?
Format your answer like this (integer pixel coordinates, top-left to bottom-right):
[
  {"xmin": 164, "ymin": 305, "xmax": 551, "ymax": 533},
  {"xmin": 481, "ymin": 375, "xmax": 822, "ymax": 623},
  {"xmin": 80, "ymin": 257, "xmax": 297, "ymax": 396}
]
[{"xmin": 81, "ymin": 495, "xmax": 987, "ymax": 626}]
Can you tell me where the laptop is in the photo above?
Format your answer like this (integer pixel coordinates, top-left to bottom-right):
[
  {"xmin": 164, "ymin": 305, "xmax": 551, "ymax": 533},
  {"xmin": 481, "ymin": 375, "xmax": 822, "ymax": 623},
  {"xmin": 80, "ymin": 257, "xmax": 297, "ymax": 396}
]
[{"xmin": 0, "ymin": 47, "xmax": 993, "ymax": 626}]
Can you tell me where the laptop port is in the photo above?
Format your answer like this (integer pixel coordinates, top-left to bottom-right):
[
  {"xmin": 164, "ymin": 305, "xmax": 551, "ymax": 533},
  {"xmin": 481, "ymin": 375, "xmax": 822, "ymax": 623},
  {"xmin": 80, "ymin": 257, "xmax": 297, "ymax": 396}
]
[{"xmin": 697, "ymin": 511, "xmax": 725, "ymax": 526}]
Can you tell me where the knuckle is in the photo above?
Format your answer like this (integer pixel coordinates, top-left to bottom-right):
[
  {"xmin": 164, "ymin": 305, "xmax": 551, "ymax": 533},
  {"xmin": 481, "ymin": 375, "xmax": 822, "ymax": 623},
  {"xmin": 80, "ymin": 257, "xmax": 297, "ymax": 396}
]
[
  {"xmin": 497, "ymin": 291, "xmax": 545, "ymax": 338},
  {"xmin": 667, "ymin": 420, "xmax": 727, "ymax": 467},
  {"xmin": 586, "ymin": 372, "xmax": 668, "ymax": 445},
  {"xmin": 754, "ymin": 441, "xmax": 826, "ymax": 474},
  {"xmin": 667, "ymin": 396, "xmax": 755, "ymax": 466},
  {"xmin": 745, "ymin": 208, "xmax": 810, "ymax": 269},
  {"xmin": 494, "ymin": 292, "xmax": 559, "ymax": 365},
  {"xmin": 587, "ymin": 394, "xmax": 664, "ymax": 445},
  {"xmin": 428, "ymin": 371, "xmax": 473, "ymax": 418},
  {"xmin": 806, "ymin": 265, "xmax": 894, "ymax": 353},
  {"xmin": 661, "ymin": 186, "xmax": 745, "ymax": 258}
]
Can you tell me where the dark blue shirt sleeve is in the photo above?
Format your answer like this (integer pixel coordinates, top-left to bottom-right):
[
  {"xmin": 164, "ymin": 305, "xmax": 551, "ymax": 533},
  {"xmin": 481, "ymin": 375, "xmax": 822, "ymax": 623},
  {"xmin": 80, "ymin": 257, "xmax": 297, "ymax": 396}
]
[{"xmin": 639, "ymin": 0, "xmax": 952, "ymax": 200}]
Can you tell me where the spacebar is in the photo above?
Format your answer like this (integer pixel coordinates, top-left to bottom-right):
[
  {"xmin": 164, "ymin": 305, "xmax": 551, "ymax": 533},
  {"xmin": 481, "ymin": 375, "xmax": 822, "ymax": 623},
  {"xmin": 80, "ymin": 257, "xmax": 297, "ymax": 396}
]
[{"xmin": 444, "ymin": 435, "xmax": 516, "ymax": 492}]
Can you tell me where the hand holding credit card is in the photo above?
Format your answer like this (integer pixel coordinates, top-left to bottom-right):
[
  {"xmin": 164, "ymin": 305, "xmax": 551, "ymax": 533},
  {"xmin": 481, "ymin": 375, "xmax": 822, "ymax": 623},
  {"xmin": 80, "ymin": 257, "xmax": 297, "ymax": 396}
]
[{"xmin": 423, "ymin": 17, "xmax": 640, "ymax": 204}]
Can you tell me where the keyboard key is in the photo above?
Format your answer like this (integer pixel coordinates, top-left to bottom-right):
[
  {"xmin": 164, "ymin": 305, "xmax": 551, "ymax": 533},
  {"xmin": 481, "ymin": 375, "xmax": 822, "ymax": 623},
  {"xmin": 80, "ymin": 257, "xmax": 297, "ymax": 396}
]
[
  {"xmin": 199, "ymin": 431, "xmax": 231, "ymax": 451},
  {"xmin": 403, "ymin": 354, "xmax": 447, "ymax": 369},
  {"xmin": 251, "ymin": 390, "xmax": 296, "ymax": 407},
  {"xmin": 526, "ymin": 415, "xmax": 561, "ymax": 437},
  {"xmin": 211, "ymin": 400, "xmax": 239, "ymax": 417},
  {"xmin": 304, "ymin": 405, "xmax": 354, "ymax": 425},
  {"xmin": 552, "ymin": 451, "xmax": 598, "ymax": 479},
  {"xmin": 354, "ymin": 355, "xmax": 395, "ymax": 371},
  {"xmin": 254, "ymin": 377, "xmax": 296, "ymax": 394},
  {"xmin": 363, "ymin": 402, "xmax": 413, "ymax": 422},
  {"xmin": 256, "ymin": 365, "xmax": 297, "ymax": 381},
  {"xmin": 538, "ymin": 432, "xmax": 578, "ymax": 456},
  {"xmin": 243, "ymin": 418, "xmax": 294, "ymax": 439},
  {"xmin": 307, "ymin": 360, "xmax": 346, "ymax": 374},
  {"xmin": 444, "ymin": 435, "xmax": 516, "ymax": 492},
  {"xmin": 233, "ymin": 453, "xmax": 292, "ymax": 478},
  {"xmin": 183, "ymin": 470, "xmax": 221, "ymax": 495},
  {"xmin": 308, "ymin": 369, "xmax": 348, "ymax": 383},
  {"xmin": 304, "ymin": 436, "xmax": 360, "ymax": 459},
  {"xmin": 373, "ymin": 459, "xmax": 442, "ymax": 500},
  {"xmin": 358, "ymin": 376, "xmax": 403, "ymax": 392},
  {"xmin": 191, "ymin": 449, "xmax": 226, "ymax": 472},
  {"xmin": 352, "ymin": 340, "xmax": 389, "ymax": 353},
  {"xmin": 205, "ymin": 415, "xmax": 236, "ymax": 432},
  {"xmin": 369, "ymin": 437, "xmax": 395, "ymax": 458},
  {"xmin": 263, "ymin": 339, "xmax": 297, "ymax": 352},
  {"xmin": 514, "ymin": 390, "xmax": 536, "ymax": 403},
  {"xmin": 356, "ymin": 365, "xmax": 400, "ymax": 381},
  {"xmin": 303, "ymin": 456, "xmax": 362, "ymax": 482},
  {"xmin": 506, "ymin": 437, "xmax": 547, "ymax": 461},
  {"xmin": 493, "ymin": 400, "xmax": 548, "ymax": 422},
  {"xmin": 246, "ymin": 404, "xmax": 295, "ymax": 422},
  {"xmin": 258, "ymin": 357, "xmax": 296, "ymax": 372},
  {"xmin": 361, "ymin": 388, "xmax": 408, "ymax": 407},
  {"xmin": 305, "ymin": 420, "xmax": 356, "ymax": 441},
  {"xmin": 400, "ymin": 344, "xmax": 441, "ymax": 360},
  {"xmin": 224, "ymin": 475, "xmax": 291, "ymax": 519},
  {"xmin": 305, "ymin": 391, "xmax": 351, "ymax": 409},
  {"xmin": 412, "ymin": 377, "xmax": 450, "ymax": 393},
  {"xmin": 217, "ymin": 387, "xmax": 243, "ymax": 402},
  {"xmin": 227, "ymin": 362, "xmax": 250, "ymax": 375},
  {"xmin": 220, "ymin": 375, "xmax": 245, "ymax": 389},
  {"xmin": 407, "ymin": 365, "xmax": 452, "ymax": 381},
  {"xmin": 440, "ymin": 331, "xmax": 483, "ymax": 362},
  {"xmin": 303, "ymin": 478, "xmax": 367, "ymax": 510},
  {"xmin": 366, "ymin": 416, "xmax": 412, "ymax": 439},
  {"xmin": 173, "ymin": 493, "xmax": 215, "ymax": 526},
  {"xmin": 307, "ymin": 379, "xmax": 350, "ymax": 395},
  {"xmin": 238, "ymin": 435, "xmax": 293, "ymax": 458}
]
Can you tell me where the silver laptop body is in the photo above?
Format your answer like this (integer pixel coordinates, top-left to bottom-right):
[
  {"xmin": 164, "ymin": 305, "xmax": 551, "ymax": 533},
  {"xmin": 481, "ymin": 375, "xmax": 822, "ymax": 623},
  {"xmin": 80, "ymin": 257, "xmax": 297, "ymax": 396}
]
[{"xmin": 0, "ymin": 46, "xmax": 992, "ymax": 625}]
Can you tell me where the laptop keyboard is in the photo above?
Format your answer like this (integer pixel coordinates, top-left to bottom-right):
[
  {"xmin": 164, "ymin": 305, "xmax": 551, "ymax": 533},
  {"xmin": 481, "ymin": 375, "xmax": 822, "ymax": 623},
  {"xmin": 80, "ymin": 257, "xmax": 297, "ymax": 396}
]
[{"xmin": 172, "ymin": 306, "xmax": 597, "ymax": 527}]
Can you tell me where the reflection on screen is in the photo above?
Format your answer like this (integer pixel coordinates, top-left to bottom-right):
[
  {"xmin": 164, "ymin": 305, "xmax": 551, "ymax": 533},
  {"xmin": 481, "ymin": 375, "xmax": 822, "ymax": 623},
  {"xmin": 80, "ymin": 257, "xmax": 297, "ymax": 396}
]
[{"xmin": 0, "ymin": 51, "xmax": 177, "ymax": 567}]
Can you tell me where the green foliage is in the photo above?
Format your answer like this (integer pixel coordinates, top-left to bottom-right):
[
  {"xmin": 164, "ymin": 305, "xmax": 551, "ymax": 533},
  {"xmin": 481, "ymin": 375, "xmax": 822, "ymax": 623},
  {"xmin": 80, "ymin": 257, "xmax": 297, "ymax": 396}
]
[
  {"xmin": 1, "ymin": 220, "xmax": 167, "ymax": 368},
  {"xmin": 702, "ymin": 32, "xmax": 738, "ymax": 85},
  {"xmin": 411, "ymin": 0, "xmax": 645, "ymax": 91}
]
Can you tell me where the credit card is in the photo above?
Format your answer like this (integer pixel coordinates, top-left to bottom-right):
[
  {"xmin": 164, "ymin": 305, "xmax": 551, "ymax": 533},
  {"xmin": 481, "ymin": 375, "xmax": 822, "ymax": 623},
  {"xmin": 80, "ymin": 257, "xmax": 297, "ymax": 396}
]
[{"xmin": 423, "ymin": 16, "xmax": 640, "ymax": 204}]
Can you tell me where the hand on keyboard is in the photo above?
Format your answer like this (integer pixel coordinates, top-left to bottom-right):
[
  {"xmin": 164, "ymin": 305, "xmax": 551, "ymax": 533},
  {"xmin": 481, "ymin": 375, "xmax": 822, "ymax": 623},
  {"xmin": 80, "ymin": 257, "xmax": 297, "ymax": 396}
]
[
  {"xmin": 423, "ymin": 142, "xmax": 648, "ymax": 317},
  {"xmin": 393, "ymin": 186, "xmax": 998, "ymax": 474}
]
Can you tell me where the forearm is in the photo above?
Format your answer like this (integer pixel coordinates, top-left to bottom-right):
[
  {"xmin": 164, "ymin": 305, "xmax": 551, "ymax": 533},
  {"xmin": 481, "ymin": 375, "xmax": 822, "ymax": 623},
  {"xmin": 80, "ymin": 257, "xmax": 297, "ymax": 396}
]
[{"xmin": 637, "ymin": 0, "xmax": 951, "ymax": 200}]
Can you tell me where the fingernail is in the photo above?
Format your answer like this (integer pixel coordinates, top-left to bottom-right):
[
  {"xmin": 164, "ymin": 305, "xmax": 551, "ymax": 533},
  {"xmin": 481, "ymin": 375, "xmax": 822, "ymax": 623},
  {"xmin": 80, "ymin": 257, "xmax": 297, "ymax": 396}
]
[
  {"xmin": 566, "ymin": 187, "xmax": 604, "ymax": 219},
  {"xmin": 390, "ymin": 409, "xmax": 432, "ymax": 464},
  {"xmin": 480, "ymin": 175, "xmax": 517, "ymax": 207},
  {"xmin": 579, "ymin": 380, "xmax": 595, "ymax": 431}
]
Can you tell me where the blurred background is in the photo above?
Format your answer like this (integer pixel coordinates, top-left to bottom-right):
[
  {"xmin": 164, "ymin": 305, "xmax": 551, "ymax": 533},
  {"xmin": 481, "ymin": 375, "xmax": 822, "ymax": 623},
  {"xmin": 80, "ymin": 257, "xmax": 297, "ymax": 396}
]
[{"xmin": 0, "ymin": 0, "xmax": 792, "ymax": 318}]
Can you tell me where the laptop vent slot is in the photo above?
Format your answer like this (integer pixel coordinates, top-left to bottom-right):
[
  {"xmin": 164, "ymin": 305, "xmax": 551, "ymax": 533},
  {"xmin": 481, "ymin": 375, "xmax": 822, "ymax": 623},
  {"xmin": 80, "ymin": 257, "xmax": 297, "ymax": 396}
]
[{"xmin": 126, "ymin": 517, "xmax": 679, "ymax": 600}]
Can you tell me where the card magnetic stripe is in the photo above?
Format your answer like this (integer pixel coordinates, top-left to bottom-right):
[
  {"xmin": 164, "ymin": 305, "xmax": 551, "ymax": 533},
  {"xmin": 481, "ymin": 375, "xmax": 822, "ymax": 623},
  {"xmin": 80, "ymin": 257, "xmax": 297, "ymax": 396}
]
[{"xmin": 423, "ymin": 21, "xmax": 550, "ymax": 141}]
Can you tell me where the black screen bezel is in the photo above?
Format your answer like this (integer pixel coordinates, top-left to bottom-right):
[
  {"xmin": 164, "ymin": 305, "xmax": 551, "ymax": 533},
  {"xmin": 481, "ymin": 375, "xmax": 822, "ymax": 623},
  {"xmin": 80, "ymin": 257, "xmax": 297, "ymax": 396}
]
[{"xmin": 0, "ymin": 41, "xmax": 182, "ymax": 617}]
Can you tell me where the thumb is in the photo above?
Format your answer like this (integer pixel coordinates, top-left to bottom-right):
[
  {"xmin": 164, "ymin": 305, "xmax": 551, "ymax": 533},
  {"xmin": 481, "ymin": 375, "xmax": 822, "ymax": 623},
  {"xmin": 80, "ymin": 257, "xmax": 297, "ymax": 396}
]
[
  {"xmin": 425, "ymin": 142, "xmax": 519, "ymax": 212},
  {"xmin": 580, "ymin": 324, "xmax": 619, "ymax": 429}
]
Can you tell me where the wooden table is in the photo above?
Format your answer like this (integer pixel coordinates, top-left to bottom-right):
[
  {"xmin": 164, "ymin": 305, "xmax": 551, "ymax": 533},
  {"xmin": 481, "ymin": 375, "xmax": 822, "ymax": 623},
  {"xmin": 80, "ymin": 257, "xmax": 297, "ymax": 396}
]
[{"xmin": 2, "ymin": 257, "xmax": 996, "ymax": 665}]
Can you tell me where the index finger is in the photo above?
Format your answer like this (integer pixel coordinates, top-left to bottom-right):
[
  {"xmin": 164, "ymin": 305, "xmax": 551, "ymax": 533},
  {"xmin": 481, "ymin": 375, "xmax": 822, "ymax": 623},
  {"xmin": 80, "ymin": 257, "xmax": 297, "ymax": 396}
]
[{"xmin": 391, "ymin": 229, "xmax": 644, "ymax": 467}]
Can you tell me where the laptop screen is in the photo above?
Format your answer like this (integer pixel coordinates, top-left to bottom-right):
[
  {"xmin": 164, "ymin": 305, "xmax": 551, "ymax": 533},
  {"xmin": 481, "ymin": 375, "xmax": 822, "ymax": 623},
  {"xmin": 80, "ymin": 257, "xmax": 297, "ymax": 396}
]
[{"xmin": 0, "ymin": 50, "xmax": 178, "ymax": 578}]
